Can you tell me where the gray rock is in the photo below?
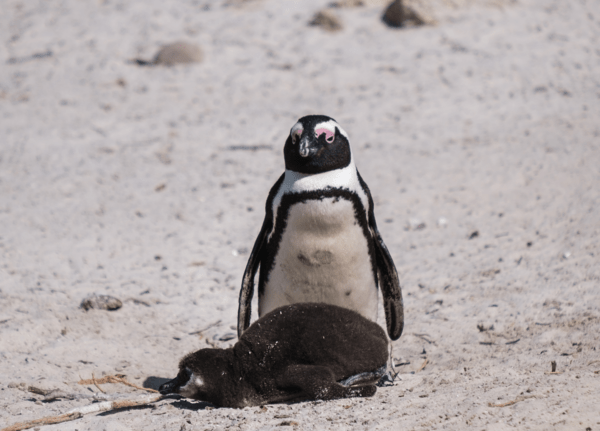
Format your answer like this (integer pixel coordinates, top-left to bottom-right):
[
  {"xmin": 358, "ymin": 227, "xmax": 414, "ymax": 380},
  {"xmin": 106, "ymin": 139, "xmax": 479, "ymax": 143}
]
[
  {"xmin": 382, "ymin": 0, "xmax": 425, "ymax": 28},
  {"xmin": 309, "ymin": 10, "xmax": 343, "ymax": 32},
  {"xmin": 154, "ymin": 41, "xmax": 203, "ymax": 66}
]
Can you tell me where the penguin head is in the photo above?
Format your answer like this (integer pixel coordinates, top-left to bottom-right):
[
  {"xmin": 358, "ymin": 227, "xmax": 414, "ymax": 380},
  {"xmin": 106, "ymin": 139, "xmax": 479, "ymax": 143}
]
[
  {"xmin": 159, "ymin": 349, "xmax": 233, "ymax": 405},
  {"xmin": 284, "ymin": 115, "xmax": 351, "ymax": 174}
]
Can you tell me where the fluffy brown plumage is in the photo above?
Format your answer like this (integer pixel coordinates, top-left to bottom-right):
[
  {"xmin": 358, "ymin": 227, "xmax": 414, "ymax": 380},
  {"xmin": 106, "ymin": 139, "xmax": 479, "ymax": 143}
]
[{"xmin": 160, "ymin": 303, "xmax": 388, "ymax": 408}]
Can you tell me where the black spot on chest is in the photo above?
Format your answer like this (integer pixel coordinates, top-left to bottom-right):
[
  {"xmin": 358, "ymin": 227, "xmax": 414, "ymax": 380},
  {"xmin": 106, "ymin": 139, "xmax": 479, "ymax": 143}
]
[{"xmin": 298, "ymin": 250, "xmax": 334, "ymax": 267}]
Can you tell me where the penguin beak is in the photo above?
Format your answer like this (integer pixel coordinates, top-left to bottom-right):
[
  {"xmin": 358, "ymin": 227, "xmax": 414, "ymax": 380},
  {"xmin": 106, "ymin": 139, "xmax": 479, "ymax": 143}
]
[{"xmin": 299, "ymin": 136, "xmax": 317, "ymax": 158}]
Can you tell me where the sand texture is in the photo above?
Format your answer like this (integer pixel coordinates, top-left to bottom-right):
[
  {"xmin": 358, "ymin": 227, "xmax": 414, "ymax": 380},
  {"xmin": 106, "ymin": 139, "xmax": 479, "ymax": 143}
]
[{"xmin": 1, "ymin": 0, "xmax": 599, "ymax": 429}]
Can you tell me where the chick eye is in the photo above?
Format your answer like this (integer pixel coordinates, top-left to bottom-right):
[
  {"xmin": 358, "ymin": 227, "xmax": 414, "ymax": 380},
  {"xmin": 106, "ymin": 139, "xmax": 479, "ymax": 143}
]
[{"xmin": 315, "ymin": 128, "xmax": 335, "ymax": 144}]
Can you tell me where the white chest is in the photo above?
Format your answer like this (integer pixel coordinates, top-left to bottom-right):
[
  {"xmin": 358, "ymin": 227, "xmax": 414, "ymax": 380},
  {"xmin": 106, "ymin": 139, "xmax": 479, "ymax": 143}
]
[{"xmin": 260, "ymin": 196, "xmax": 378, "ymax": 320}]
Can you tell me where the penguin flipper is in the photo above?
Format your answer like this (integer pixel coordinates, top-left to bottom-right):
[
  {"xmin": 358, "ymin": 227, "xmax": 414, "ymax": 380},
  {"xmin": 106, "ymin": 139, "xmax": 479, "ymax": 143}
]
[
  {"xmin": 238, "ymin": 218, "xmax": 269, "ymax": 338},
  {"xmin": 238, "ymin": 173, "xmax": 284, "ymax": 338},
  {"xmin": 357, "ymin": 172, "xmax": 404, "ymax": 341},
  {"xmin": 374, "ymin": 238, "xmax": 404, "ymax": 340}
]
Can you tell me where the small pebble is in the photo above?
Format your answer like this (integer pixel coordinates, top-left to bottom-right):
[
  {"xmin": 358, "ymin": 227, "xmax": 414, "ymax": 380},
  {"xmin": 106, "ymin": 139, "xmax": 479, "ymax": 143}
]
[
  {"xmin": 80, "ymin": 294, "xmax": 123, "ymax": 311},
  {"xmin": 406, "ymin": 218, "xmax": 426, "ymax": 231},
  {"xmin": 329, "ymin": 0, "xmax": 364, "ymax": 7},
  {"xmin": 154, "ymin": 41, "xmax": 203, "ymax": 66},
  {"xmin": 382, "ymin": 0, "xmax": 425, "ymax": 28},
  {"xmin": 309, "ymin": 10, "xmax": 343, "ymax": 32}
]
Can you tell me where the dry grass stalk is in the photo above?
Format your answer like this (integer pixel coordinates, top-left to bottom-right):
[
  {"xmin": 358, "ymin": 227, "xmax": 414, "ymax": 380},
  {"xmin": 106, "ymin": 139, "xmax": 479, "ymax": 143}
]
[
  {"xmin": 91, "ymin": 373, "xmax": 106, "ymax": 394},
  {"xmin": 416, "ymin": 358, "xmax": 428, "ymax": 372},
  {"xmin": 78, "ymin": 375, "xmax": 159, "ymax": 393}
]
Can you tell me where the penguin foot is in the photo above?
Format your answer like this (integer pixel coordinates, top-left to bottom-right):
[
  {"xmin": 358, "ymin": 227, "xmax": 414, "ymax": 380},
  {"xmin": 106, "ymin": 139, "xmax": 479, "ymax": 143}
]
[
  {"xmin": 340, "ymin": 365, "xmax": 386, "ymax": 387},
  {"xmin": 377, "ymin": 352, "xmax": 398, "ymax": 386},
  {"xmin": 376, "ymin": 370, "xmax": 397, "ymax": 387}
]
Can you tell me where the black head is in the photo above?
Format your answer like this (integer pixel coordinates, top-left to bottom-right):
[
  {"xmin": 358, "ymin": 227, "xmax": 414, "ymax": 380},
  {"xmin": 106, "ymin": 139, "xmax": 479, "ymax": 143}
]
[
  {"xmin": 159, "ymin": 349, "xmax": 235, "ymax": 406},
  {"xmin": 283, "ymin": 115, "xmax": 351, "ymax": 174}
]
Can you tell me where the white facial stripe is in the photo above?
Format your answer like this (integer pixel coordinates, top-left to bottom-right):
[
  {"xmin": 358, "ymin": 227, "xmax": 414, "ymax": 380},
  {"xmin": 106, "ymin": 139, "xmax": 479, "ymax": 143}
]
[
  {"xmin": 314, "ymin": 120, "xmax": 348, "ymax": 139},
  {"xmin": 178, "ymin": 370, "xmax": 204, "ymax": 397},
  {"xmin": 290, "ymin": 122, "xmax": 304, "ymax": 137}
]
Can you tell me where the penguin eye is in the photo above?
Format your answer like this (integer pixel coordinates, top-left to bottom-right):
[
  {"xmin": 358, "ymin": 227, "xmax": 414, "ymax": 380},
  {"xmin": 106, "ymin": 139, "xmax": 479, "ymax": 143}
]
[
  {"xmin": 292, "ymin": 129, "xmax": 303, "ymax": 144},
  {"xmin": 315, "ymin": 128, "xmax": 335, "ymax": 144}
]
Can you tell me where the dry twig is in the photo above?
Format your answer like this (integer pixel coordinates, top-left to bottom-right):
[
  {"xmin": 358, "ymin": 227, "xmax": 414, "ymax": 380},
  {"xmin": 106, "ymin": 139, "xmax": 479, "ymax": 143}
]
[
  {"xmin": 413, "ymin": 333, "xmax": 435, "ymax": 344},
  {"xmin": 488, "ymin": 395, "xmax": 535, "ymax": 408},
  {"xmin": 67, "ymin": 393, "xmax": 164, "ymax": 415},
  {"xmin": 189, "ymin": 320, "xmax": 222, "ymax": 335},
  {"xmin": 416, "ymin": 358, "xmax": 428, "ymax": 372},
  {"xmin": 1, "ymin": 412, "xmax": 82, "ymax": 431},
  {"xmin": 0, "ymin": 394, "xmax": 164, "ymax": 431}
]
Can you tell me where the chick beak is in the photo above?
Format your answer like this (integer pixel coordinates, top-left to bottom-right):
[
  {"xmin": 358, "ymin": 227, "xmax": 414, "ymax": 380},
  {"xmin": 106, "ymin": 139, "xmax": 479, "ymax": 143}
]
[
  {"xmin": 159, "ymin": 367, "xmax": 191, "ymax": 395},
  {"xmin": 159, "ymin": 378, "xmax": 180, "ymax": 395}
]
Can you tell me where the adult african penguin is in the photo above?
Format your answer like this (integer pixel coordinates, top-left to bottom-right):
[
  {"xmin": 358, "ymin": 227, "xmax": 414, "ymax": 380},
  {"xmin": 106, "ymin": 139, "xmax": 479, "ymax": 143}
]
[
  {"xmin": 160, "ymin": 303, "xmax": 388, "ymax": 408},
  {"xmin": 238, "ymin": 115, "xmax": 404, "ymax": 341}
]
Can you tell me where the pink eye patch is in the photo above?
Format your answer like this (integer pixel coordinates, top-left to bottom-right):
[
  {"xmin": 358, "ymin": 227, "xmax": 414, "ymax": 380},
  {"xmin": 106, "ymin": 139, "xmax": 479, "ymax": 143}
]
[{"xmin": 315, "ymin": 128, "xmax": 335, "ymax": 143}]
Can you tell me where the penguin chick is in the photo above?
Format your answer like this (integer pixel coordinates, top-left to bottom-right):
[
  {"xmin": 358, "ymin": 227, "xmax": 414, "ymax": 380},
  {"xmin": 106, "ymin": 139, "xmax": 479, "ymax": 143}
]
[
  {"xmin": 160, "ymin": 303, "xmax": 388, "ymax": 408},
  {"xmin": 238, "ymin": 115, "xmax": 404, "ymax": 340}
]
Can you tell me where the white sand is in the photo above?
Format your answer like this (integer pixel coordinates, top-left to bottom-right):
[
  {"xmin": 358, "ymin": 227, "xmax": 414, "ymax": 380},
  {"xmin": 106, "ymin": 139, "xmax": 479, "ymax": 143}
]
[{"xmin": 1, "ymin": 0, "xmax": 599, "ymax": 429}]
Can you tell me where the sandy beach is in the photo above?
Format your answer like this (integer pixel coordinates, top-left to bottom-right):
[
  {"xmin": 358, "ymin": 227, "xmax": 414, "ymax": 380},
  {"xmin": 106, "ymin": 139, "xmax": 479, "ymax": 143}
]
[{"xmin": 1, "ymin": 0, "xmax": 599, "ymax": 429}]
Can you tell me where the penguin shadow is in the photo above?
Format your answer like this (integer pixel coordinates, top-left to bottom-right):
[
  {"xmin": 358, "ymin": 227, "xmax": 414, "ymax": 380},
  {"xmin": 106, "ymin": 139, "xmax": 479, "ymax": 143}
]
[
  {"xmin": 170, "ymin": 398, "xmax": 216, "ymax": 411},
  {"xmin": 143, "ymin": 376, "xmax": 172, "ymax": 391}
]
